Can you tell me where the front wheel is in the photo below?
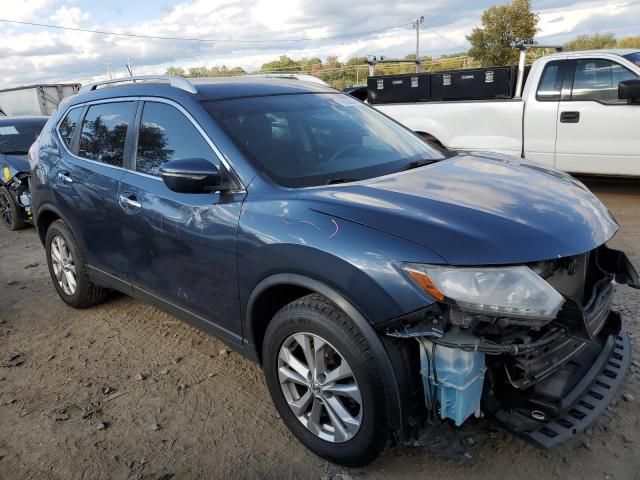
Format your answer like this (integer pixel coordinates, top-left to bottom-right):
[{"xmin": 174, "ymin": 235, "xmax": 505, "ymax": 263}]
[
  {"xmin": 0, "ymin": 186, "xmax": 27, "ymax": 231},
  {"xmin": 263, "ymin": 294, "xmax": 388, "ymax": 467}
]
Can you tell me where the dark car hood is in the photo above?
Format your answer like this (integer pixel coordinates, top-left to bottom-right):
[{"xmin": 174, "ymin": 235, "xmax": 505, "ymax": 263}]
[
  {"xmin": 0, "ymin": 153, "xmax": 30, "ymax": 176},
  {"xmin": 300, "ymin": 154, "xmax": 618, "ymax": 265}
]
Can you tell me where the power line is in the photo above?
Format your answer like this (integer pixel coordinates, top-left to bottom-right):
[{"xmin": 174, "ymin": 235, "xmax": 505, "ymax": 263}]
[
  {"xmin": 0, "ymin": 18, "xmax": 412, "ymax": 44},
  {"xmin": 424, "ymin": 26, "xmax": 468, "ymax": 50}
]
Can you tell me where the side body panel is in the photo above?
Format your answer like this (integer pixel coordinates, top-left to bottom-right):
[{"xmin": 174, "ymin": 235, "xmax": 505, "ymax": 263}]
[
  {"xmin": 375, "ymin": 100, "xmax": 524, "ymax": 156},
  {"xmin": 118, "ymin": 171, "xmax": 246, "ymax": 340}
]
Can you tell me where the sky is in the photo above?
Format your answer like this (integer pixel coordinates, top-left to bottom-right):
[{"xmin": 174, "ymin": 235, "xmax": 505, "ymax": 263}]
[{"xmin": 0, "ymin": 0, "xmax": 639, "ymax": 88}]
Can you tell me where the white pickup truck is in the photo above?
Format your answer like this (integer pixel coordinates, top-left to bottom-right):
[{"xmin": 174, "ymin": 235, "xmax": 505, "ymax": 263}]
[{"xmin": 376, "ymin": 49, "xmax": 640, "ymax": 176}]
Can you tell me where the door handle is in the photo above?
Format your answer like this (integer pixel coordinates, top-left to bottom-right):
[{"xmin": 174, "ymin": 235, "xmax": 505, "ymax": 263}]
[
  {"xmin": 119, "ymin": 194, "xmax": 142, "ymax": 211},
  {"xmin": 560, "ymin": 111, "xmax": 580, "ymax": 123},
  {"xmin": 57, "ymin": 172, "xmax": 73, "ymax": 184}
]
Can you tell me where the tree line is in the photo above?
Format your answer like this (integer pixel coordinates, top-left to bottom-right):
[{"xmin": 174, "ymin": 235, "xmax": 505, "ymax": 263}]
[{"xmin": 164, "ymin": 0, "xmax": 640, "ymax": 90}]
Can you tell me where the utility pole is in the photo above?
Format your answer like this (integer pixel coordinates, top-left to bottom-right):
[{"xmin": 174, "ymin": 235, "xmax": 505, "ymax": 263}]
[
  {"xmin": 412, "ymin": 16, "xmax": 425, "ymax": 73},
  {"xmin": 104, "ymin": 63, "xmax": 113, "ymax": 79}
]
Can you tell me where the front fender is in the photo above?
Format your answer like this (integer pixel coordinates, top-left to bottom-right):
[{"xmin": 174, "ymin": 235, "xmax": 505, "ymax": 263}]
[{"xmin": 237, "ymin": 196, "xmax": 445, "ymax": 328}]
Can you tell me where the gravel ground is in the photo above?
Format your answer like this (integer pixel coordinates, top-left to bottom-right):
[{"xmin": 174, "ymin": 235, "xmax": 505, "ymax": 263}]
[{"xmin": 0, "ymin": 179, "xmax": 639, "ymax": 480}]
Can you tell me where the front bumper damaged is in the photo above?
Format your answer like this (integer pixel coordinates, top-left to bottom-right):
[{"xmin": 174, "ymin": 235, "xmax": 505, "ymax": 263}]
[
  {"xmin": 385, "ymin": 246, "xmax": 638, "ymax": 449},
  {"xmin": 524, "ymin": 331, "xmax": 630, "ymax": 448}
]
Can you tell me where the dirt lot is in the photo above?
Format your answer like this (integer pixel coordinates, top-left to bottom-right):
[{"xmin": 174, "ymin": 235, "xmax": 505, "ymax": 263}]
[{"xmin": 1, "ymin": 179, "xmax": 639, "ymax": 480}]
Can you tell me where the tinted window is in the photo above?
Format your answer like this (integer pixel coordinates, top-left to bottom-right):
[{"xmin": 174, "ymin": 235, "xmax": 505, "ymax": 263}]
[
  {"xmin": 136, "ymin": 102, "xmax": 216, "ymax": 176},
  {"xmin": 203, "ymin": 93, "xmax": 444, "ymax": 188},
  {"xmin": 572, "ymin": 60, "xmax": 637, "ymax": 104},
  {"xmin": 58, "ymin": 107, "xmax": 82, "ymax": 148},
  {"xmin": 0, "ymin": 120, "xmax": 46, "ymax": 155},
  {"xmin": 78, "ymin": 102, "xmax": 135, "ymax": 166},
  {"xmin": 536, "ymin": 62, "xmax": 563, "ymax": 101},
  {"xmin": 623, "ymin": 52, "xmax": 640, "ymax": 67}
]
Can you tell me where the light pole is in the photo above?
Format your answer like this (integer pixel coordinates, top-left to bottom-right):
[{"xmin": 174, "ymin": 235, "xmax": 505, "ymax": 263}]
[{"xmin": 412, "ymin": 16, "xmax": 425, "ymax": 73}]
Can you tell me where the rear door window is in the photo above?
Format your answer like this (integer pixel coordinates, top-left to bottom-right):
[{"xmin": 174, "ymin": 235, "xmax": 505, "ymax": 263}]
[
  {"xmin": 536, "ymin": 61, "xmax": 564, "ymax": 101},
  {"xmin": 58, "ymin": 107, "xmax": 83, "ymax": 149},
  {"xmin": 135, "ymin": 102, "xmax": 216, "ymax": 176},
  {"xmin": 571, "ymin": 59, "xmax": 637, "ymax": 104},
  {"xmin": 78, "ymin": 102, "xmax": 136, "ymax": 166}
]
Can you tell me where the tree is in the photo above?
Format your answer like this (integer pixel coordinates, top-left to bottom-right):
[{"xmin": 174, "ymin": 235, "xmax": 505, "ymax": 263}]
[
  {"xmin": 187, "ymin": 66, "xmax": 209, "ymax": 77},
  {"xmin": 165, "ymin": 66, "xmax": 186, "ymax": 77},
  {"xmin": 565, "ymin": 33, "xmax": 616, "ymax": 51},
  {"xmin": 617, "ymin": 35, "xmax": 640, "ymax": 49},
  {"xmin": 467, "ymin": 0, "xmax": 539, "ymax": 66}
]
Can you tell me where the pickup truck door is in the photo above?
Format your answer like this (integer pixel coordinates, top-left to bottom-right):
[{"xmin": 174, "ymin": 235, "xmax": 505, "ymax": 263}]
[
  {"xmin": 555, "ymin": 58, "xmax": 640, "ymax": 176},
  {"xmin": 523, "ymin": 59, "xmax": 570, "ymax": 167}
]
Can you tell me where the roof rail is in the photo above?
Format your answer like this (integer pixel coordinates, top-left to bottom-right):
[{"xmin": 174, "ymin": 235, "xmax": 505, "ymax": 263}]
[
  {"xmin": 250, "ymin": 73, "xmax": 329, "ymax": 86},
  {"xmin": 517, "ymin": 43, "xmax": 564, "ymax": 52},
  {"xmin": 79, "ymin": 76, "xmax": 198, "ymax": 94}
]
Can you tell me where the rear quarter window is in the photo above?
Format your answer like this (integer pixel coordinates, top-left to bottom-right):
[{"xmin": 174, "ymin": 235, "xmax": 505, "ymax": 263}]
[{"xmin": 58, "ymin": 107, "xmax": 83, "ymax": 149}]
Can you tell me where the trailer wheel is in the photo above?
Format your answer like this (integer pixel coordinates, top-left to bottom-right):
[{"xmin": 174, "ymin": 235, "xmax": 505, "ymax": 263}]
[{"xmin": 0, "ymin": 186, "xmax": 27, "ymax": 231}]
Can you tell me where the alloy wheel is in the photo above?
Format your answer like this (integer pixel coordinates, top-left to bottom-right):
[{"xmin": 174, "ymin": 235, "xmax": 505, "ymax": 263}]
[
  {"xmin": 278, "ymin": 332, "xmax": 362, "ymax": 443},
  {"xmin": 50, "ymin": 235, "xmax": 77, "ymax": 295},
  {"xmin": 0, "ymin": 190, "xmax": 13, "ymax": 227}
]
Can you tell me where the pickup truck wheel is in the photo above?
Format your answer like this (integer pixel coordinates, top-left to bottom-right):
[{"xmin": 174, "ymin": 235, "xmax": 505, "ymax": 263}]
[
  {"xmin": 45, "ymin": 220, "xmax": 106, "ymax": 308},
  {"xmin": 263, "ymin": 294, "xmax": 388, "ymax": 467},
  {"xmin": 0, "ymin": 186, "xmax": 27, "ymax": 231}
]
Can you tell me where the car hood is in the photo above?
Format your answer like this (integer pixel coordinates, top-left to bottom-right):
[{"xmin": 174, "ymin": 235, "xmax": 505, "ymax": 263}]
[
  {"xmin": 299, "ymin": 154, "xmax": 618, "ymax": 265},
  {"xmin": 0, "ymin": 153, "xmax": 30, "ymax": 177}
]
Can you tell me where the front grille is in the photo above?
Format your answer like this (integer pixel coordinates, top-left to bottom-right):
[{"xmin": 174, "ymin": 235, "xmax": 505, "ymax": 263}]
[{"xmin": 504, "ymin": 248, "xmax": 616, "ymax": 389}]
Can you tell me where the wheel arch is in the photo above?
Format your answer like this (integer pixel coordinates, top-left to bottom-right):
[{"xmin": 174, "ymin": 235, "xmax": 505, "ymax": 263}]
[
  {"xmin": 35, "ymin": 204, "xmax": 66, "ymax": 245},
  {"xmin": 245, "ymin": 273, "xmax": 406, "ymax": 435}
]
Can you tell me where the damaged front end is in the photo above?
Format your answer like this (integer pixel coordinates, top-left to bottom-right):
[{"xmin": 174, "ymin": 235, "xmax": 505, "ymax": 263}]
[
  {"xmin": 1, "ymin": 162, "xmax": 33, "ymax": 222},
  {"xmin": 384, "ymin": 245, "xmax": 638, "ymax": 448}
]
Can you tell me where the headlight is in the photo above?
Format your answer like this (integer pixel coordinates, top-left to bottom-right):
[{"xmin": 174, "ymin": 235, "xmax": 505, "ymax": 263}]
[{"xmin": 402, "ymin": 263, "xmax": 564, "ymax": 320}]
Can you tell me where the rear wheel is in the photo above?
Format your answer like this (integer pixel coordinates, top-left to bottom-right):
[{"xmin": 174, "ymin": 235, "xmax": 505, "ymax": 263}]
[
  {"xmin": 45, "ymin": 220, "xmax": 106, "ymax": 308},
  {"xmin": 0, "ymin": 186, "xmax": 27, "ymax": 231},
  {"xmin": 263, "ymin": 294, "xmax": 388, "ymax": 467}
]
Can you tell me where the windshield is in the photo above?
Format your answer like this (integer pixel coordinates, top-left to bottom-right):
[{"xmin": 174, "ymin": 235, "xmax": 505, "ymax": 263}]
[
  {"xmin": 0, "ymin": 121, "xmax": 45, "ymax": 155},
  {"xmin": 203, "ymin": 93, "xmax": 444, "ymax": 187},
  {"xmin": 623, "ymin": 52, "xmax": 640, "ymax": 67}
]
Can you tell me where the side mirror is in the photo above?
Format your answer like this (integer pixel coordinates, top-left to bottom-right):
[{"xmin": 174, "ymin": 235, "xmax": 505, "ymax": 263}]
[
  {"xmin": 160, "ymin": 158, "xmax": 222, "ymax": 194},
  {"xmin": 618, "ymin": 79, "xmax": 640, "ymax": 103}
]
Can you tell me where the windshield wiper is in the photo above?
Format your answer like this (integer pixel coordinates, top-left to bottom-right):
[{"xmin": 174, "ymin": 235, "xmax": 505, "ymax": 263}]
[
  {"xmin": 326, "ymin": 178, "xmax": 360, "ymax": 185},
  {"xmin": 400, "ymin": 159, "xmax": 440, "ymax": 171}
]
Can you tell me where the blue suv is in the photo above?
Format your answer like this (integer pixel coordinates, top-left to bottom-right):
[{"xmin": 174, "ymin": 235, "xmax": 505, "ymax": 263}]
[{"xmin": 29, "ymin": 76, "xmax": 638, "ymax": 466}]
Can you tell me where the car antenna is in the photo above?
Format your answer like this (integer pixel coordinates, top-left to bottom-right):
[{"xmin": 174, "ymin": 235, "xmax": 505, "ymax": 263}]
[{"xmin": 125, "ymin": 57, "xmax": 136, "ymax": 82}]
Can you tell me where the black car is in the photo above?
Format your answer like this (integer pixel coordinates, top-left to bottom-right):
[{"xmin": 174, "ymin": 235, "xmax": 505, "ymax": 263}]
[{"xmin": 0, "ymin": 116, "xmax": 48, "ymax": 230}]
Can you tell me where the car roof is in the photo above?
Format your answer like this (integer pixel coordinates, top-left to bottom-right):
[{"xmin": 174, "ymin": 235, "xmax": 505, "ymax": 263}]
[
  {"xmin": 72, "ymin": 76, "xmax": 336, "ymax": 105},
  {"xmin": 542, "ymin": 48, "xmax": 640, "ymax": 60},
  {"xmin": 0, "ymin": 116, "xmax": 48, "ymax": 125},
  {"xmin": 191, "ymin": 77, "xmax": 336, "ymax": 101}
]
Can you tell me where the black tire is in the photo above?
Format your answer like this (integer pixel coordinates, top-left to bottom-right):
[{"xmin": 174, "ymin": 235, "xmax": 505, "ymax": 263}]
[
  {"xmin": 0, "ymin": 186, "xmax": 27, "ymax": 231},
  {"xmin": 45, "ymin": 219, "xmax": 107, "ymax": 308},
  {"xmin": 263, "ymin": 294, "xmax": 388, "ymax": 467}
]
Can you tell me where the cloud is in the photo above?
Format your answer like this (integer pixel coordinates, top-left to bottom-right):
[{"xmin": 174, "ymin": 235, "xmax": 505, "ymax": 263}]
[
  {"xmin": 50, "ymin": 5, "xmax": 91, "ymax": 28},
  {"xmin": 0, "ymin": 0, "xmax": 638, "ymax": 89},
  {"xmin": 2, "ymin": 0, "xmax": 58, "ymax": 21}
]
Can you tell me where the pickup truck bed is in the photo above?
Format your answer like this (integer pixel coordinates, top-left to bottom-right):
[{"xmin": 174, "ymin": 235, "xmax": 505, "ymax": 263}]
[{"xmin": 373, "ymin": 49, "xmax": 640, "ymax": 176}]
